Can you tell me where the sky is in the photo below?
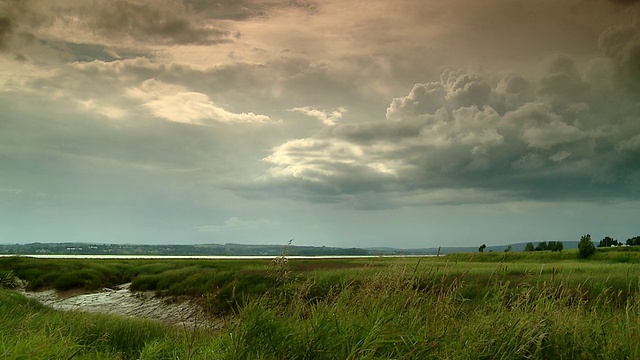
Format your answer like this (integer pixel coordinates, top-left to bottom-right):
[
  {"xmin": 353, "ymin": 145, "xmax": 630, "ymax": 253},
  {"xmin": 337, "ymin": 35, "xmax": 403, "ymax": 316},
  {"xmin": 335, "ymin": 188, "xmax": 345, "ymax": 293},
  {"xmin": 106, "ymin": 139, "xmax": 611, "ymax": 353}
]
[{"xmin": 1, "ymin": 0, "xmax": 639, "ymax": 248}]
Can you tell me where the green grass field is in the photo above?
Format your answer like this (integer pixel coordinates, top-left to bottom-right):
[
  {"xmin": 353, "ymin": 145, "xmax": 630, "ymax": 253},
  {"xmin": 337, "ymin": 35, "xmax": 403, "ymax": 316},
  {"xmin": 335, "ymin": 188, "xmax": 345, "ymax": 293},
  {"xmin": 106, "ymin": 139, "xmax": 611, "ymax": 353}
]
[{"xmin": 2, "ymin": 249, "xmax": 640, "ymax": 359}]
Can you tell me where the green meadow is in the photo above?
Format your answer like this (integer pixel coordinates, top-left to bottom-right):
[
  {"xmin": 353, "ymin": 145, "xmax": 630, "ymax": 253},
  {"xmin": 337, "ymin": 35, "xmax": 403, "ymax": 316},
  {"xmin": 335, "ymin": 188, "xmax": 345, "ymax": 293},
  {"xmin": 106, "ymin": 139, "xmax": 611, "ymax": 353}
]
[{"xmin": 2, "ymin": 249, "xmax": 640, "ymax": 359}]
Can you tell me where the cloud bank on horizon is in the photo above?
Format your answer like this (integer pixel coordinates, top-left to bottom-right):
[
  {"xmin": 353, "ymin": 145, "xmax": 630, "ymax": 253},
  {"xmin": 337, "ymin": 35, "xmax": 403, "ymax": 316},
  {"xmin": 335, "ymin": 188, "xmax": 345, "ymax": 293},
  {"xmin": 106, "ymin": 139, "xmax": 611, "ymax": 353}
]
[{"xmin": 1, "ymin": 0, "xmax": 639, "ymax": 246}]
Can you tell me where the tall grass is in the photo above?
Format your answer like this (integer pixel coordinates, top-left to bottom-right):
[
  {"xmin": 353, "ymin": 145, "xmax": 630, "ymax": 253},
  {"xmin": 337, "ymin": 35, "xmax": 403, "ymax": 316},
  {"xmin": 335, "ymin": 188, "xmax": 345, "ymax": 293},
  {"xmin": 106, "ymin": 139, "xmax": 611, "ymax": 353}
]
[
  {"xmin": 216, "ymin": 262, "xmax": 640, "ymax": 359},
  {"xmin": 4, "ymin": 251, "xmax": 640, "ymax": 358},
  {"xmin": 0, "ymin": 289, "xmax": 189, "ymax": 359}
]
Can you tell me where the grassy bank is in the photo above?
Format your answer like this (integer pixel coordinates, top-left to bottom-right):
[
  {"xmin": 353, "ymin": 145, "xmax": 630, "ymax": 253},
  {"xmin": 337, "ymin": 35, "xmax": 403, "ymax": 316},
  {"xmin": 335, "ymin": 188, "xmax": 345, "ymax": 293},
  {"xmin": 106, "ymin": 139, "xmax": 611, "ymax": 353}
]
[
  {"xmin": 3, "ymin": 250, "xmax": 640, "ymax": 358},
  {"xmin": 0, "ymin": 289, "xmax": 186, "ymax": 359}
]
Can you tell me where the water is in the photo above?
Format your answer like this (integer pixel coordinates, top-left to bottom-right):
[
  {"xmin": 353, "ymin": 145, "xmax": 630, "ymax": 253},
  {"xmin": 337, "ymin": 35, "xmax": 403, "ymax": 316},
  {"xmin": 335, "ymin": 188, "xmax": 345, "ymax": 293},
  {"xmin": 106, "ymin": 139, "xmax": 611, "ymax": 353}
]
[{"xmin": 0, "ymin": 254, "xmax": 430, "ymax": 260}]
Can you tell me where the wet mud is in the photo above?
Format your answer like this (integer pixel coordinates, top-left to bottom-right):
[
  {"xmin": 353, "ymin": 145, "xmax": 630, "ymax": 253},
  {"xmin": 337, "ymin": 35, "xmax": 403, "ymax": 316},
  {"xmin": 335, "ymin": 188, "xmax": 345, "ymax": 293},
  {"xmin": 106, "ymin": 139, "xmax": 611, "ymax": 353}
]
[{"xmin": 19, "ymin": 283, "xmax": 212, "ymax": 328}]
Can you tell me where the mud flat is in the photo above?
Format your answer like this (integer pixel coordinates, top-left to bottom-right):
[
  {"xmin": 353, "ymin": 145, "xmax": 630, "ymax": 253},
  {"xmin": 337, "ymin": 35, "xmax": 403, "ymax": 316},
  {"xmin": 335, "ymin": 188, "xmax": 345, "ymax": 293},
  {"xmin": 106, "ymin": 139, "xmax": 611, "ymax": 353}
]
[{"xmin": 20, "ymin": 283, "xmax": 212, "ymax": 328}]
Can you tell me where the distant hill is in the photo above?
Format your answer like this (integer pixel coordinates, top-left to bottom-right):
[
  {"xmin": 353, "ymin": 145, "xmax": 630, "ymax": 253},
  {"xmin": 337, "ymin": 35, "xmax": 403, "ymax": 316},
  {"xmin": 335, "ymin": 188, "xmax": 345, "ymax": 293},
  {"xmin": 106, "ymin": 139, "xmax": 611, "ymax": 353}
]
[
  {"xmin": 496, "ymin": 241, "xmax": 579, "ymax": 252},
  {"xmin": 367, "ymin": 241, "xmax": 578, "ymax": 255},
  {"xmin": 0, "ymin": 241, "xmax": 579, "ymax": 256}
]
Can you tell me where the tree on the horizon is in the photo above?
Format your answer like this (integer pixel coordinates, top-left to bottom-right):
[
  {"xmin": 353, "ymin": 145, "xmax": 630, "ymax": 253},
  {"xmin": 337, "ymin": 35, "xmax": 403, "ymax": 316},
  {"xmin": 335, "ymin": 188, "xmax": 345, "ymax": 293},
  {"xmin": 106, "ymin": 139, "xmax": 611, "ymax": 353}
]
[
  {"xmin": 479, "ymin": 244, "xmax": 487, "ymax": 253},
  {"xmin": 555, "ymin": 241, "xmax": 564, "ymax": 252},
  {"xmin": 627, "ymin": 236, "xmax": 640, "ymax": 246},
  {"xmin": 524, "ymin": 242, "xmax": 535, "ymax": 252},
  {"xmin": 535, "ymin": 241, "xmax": 548, "ymax": 251},
  {"xmin": 598, "ymin": 236, "xmax": 620, "ymax": 247},
  {"xmin": 547, "ymin": 241, "xmax": 563, "ymax": 252},
  {"xmin": 578, "ymin": 234, "xmax": 596, "ymax": 259}
]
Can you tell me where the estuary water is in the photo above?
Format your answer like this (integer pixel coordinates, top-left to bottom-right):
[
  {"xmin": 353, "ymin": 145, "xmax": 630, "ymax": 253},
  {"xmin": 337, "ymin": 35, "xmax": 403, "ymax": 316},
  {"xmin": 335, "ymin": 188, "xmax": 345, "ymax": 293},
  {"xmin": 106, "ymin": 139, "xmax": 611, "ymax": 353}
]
[{"xmin": 0, "ymin": 254, "xmax": 429, "ymax": 259}]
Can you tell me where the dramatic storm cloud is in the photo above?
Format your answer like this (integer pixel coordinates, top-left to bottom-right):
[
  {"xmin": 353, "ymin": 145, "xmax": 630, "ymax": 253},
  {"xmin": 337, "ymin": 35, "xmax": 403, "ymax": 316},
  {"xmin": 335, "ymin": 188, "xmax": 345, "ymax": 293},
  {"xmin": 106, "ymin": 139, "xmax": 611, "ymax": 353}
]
[
  {"xmin": 1, "ymin": 0, "xmax": 639, "ymax": 247},
  {"xmin": 262, "ymin": 48, "xmax": 640, "ymax": 205}
]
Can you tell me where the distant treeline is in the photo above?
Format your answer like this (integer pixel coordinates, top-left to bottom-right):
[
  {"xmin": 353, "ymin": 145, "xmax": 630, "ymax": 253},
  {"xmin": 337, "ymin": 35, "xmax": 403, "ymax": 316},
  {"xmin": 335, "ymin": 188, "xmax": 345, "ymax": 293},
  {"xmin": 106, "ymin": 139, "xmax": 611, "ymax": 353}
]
[
  {"xmin": 523, "ymin": 235, "xmax": 640, "ymax": 252},
  {"xmin": 0, "ymin": 242, "xmax": 376, "ymax": 257},
  {"xmin": 523, "ymin": 241, "xmax": 564, "ymax": 252},
  {"xmin": 597, "ymin": 235, "xmax": 640, "ymax": 247}
]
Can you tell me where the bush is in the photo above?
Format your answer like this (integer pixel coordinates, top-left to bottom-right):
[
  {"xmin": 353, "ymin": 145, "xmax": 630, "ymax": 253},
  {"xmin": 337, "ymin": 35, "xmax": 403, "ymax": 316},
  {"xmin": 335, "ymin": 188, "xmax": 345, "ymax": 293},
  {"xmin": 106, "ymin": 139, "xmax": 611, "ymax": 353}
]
[
  {"xmin": 578, "ymin": 234, "xmax": 596, "ymax": 259},
  {"xmin": 0, "ymin": 270, "xmax": 18, "ymax": 289}
]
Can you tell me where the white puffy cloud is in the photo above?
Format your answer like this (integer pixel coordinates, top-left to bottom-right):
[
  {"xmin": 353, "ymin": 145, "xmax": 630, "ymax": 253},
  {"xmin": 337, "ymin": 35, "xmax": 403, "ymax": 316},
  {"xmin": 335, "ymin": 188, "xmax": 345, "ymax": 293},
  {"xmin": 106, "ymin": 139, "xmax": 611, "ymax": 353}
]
[
  {"xmin": 386, "ymin": 70, "xmax": 492, "ymax": 121},
  {"xmin": 289, "ymin": 106, "xmax": 346, "ymax": 126},
  {"xmin": 263, "ymin": 104, "xmax": 507, "ymax": 195},
  {"xmin": 126, "ymin": 79, "xmax": 273, "ymax": 124},
  {"xmin": 441, "ymin": 70, "xmax": 493, "ymax": 108},
  {"xmin": 386, "ymin": 82, "xmax": 447, "ymax": 121},
  {"xmin": 263, "ymin": 137, "xmax": 404, "ymax": 183}
]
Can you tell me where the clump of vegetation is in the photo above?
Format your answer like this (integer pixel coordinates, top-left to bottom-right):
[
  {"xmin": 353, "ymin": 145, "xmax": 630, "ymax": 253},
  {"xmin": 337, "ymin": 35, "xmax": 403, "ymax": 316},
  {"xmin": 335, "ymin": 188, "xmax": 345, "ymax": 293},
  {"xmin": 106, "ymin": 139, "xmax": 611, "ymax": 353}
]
[
  {"xmin": 578, "ymin": 234, "xmax": 596, "ymax": 259},
  {"xmin": 0, "ymin": 270, "xmax": 18, "ymax": 289}
]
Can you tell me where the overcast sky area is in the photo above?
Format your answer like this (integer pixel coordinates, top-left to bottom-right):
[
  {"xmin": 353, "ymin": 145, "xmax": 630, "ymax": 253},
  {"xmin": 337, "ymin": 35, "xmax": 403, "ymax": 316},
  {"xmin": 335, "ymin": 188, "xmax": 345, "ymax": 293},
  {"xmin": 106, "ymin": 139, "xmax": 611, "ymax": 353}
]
[{"xmin": 1, "ymin": 0, "xmax": 639, "ymax": 248}]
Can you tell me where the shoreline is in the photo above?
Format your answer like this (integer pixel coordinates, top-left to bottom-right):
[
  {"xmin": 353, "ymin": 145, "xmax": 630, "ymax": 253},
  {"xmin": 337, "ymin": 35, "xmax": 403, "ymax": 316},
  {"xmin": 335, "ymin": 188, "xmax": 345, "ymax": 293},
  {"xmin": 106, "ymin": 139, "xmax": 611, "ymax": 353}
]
[{"xmin": 0, "ymin": 254, "xmax": 434, "ymax": 259}]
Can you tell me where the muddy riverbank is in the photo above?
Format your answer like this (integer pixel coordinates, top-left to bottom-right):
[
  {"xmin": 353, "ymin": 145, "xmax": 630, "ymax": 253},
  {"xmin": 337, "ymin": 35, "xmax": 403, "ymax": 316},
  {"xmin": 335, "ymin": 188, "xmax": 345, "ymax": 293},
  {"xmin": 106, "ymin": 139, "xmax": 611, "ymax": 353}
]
[{"xmin": 20, "ymin": 283, "xmax": 213, "ymax": 328}]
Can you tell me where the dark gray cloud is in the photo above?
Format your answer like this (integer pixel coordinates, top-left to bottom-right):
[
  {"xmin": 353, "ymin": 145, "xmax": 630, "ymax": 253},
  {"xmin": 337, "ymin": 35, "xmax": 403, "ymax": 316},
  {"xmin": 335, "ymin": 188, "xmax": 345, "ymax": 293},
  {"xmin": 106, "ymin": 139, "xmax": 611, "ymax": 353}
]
[
  {"xmin": 599, "ymin": 22, "xmax": 640, "ymax": 90},
  {"xmin": 85, "ymin": 0, "xmax": 232, "ymax": 45},
  {"xmin": 0, "ymin": 0, "xmax": 234, "ymax": 60},
  {"xmin": 0, "ymin": 0, "xmax": 45, "ymax": 52},
  {"xmin": 38, "ymin": 40, "xmax": 149, "ymax": 62},
  {"xmin": 256, "ymin": 25, "xmax": 640, "ymax": 207},
  {"xmin": 184, "ymin": 0, "xmax": 317, "ymax": 21},
  {"xmin": 185, "ymin": 0, "xmax": 265, "ymax": 20},
  {"xmin": 0, "ymin": 16, "xmax": 13, "ymax": 49},
  {"xmin": 606, "ymin": 0, "xmax": 640, "ymax": 5},
  {"xmin": 65, "ymin": 0, "xmax": 320, "ymax": 46}
]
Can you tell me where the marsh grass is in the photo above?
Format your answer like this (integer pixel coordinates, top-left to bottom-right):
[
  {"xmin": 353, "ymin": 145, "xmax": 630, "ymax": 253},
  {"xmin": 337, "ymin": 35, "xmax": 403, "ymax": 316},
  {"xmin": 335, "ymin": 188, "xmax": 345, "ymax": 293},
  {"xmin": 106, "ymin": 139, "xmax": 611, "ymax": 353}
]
[
  {"xmin": 0, "ymin": 289, "xmax": 186, "ymax": 359},
  {"xmin": 0, "ymin": 270, "xmax": 18, "ymax": 289},
  {"xmin": 4, "ymin": 250, "xmax": 640, "ymax": 358},
  {"xmin": 218, "ymin": 261, "xmax": 640, "ymax": 359}
]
